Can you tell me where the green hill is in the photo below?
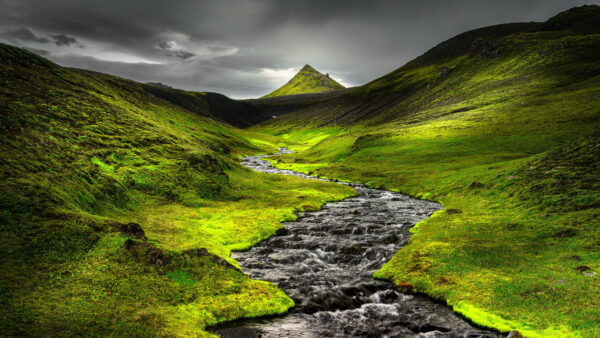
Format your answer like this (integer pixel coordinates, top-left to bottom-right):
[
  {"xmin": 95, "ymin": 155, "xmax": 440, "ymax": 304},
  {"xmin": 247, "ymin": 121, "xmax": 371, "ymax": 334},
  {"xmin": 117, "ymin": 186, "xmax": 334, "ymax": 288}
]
[
  {"xmin": 261, "ymin": 64, "xmax": 344, "ymax": 98},
  {"xmin": 254, "ymin": 5, "xmax": 600, "ymax": 337},
  {"xmin": 0, "ymin": 43, "xmax": 355, "ymax": 336}
]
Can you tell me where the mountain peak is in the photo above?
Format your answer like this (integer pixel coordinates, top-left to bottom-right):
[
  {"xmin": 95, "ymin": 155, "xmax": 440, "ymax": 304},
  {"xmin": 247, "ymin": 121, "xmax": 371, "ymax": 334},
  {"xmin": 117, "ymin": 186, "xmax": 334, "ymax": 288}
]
[
  {"xmin": 261, "ymin": 64, "xmax": 344, "ymax": 98},
  {"xmin": 301, "ymin": 64, "xmax": 316, "ymax": 72}
]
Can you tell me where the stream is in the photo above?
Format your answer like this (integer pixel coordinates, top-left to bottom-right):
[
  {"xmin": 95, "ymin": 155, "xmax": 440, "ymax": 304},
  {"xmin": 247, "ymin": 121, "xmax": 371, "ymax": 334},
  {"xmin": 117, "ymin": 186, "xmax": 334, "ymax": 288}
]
[{"xmin": 213, "ymin": 148, "xmax": 501, "ymax": 337}]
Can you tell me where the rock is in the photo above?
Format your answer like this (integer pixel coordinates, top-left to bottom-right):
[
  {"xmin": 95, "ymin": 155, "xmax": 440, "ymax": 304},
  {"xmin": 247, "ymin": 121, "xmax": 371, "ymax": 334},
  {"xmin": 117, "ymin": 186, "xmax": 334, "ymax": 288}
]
[
  {"xmin": 108, "ymin": 221, "xmax": 147, "ymax": 240},
  {"xmin": 122, "ymin": 239, "xmax": 169, "ymax": 266},
  {"xmin": 352, "ymin": 227, "xmax": 364, "ymax": 235},
  {"xmin": 214, "ymin": 327, "xmax": 263, "ymax": 338},
  {"xmin": 289, "ymin": 234, "xmax": 303, "ymax": 242},
  {"xmin": 303, "ymin": 292, "xmax": 357, "ymax": 313},
  {"xmin": 383, "ymin": 234, "xmax": 399, "ymax": 244},
  {"xmin": 183, "ymin": 248, "xmax": 238, "ymax": 271},
  {"xmin": 575, "ymin": 265, "xmax": 591, "ymax": 272},
  {"xmin": 507, "ymin": 330, "xmax": 524, "ymax": 338},
  {"xmin": 182, "ymin": 248, "xmax": 210, "ymax": 257},
  {"xmin": 468, "ymin": 181, "xmax": 484, "ymax": 189},
  {"xmin": 332, "ymin": 228, "xmax": 353, "ymax": 235},
  {"xmin": 378, "ymin": 289, "xmax": 399, "ymax": 303},
  {"xmin": 146, "ymin": 246, "xmax": 168, "ymax": 266},
  {"xmin": 123, "ymin": 238, "xmax": 141, "ymax": 250},
  {"xmin": 269, "ymin": 238, "xmax": 286, "ymax": 248},
  {"xmin": 340, "ymin": 245, "xmax": 363, "ymax": 255},
  {"xmin": 275, "ymin": 227, "xmax": 289, "ymax": 236},
  {"xmin": 446, "ymin": 208, "xmax": 462, "ymax": 214},
  {"xmin": 438, "ymin": 67, "xmax": 450, "ymax": 80}
]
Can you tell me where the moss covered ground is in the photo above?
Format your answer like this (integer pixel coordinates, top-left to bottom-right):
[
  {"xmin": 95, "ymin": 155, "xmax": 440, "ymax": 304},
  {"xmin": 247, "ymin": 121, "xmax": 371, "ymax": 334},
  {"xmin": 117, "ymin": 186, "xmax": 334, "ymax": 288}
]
[
  {"xmin": 254, "ymin": 8, "xmax": 600, "ymax": 337},
  {"xmin": 0, "ymin": 43, "xmax": 355, "ymax": 336}
]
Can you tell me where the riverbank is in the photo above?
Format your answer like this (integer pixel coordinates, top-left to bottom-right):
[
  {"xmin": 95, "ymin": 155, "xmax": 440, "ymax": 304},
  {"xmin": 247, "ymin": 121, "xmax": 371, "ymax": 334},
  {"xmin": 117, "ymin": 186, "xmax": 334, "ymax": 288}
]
[{"xmin": 258, "ymin": 131, "xmax": 599, "ymax": 337}]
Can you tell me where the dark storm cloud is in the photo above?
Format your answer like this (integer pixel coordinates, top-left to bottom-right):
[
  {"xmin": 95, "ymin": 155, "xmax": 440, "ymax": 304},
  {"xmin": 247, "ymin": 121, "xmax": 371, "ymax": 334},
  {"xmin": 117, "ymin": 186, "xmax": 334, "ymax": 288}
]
[
  {"xmin": 173, "ymin": 50, "xmax": 195, "ymax": 60},
  {"xmin": 1, "ymin": 28, "xmax": 49, "ymax": 44},
  {"xmin": 1, "ymin": 0, "xmax": 599, "ymax": 98},
  {"xmin": 50, "ymin": 33, "xmax": 81, "ymax": 47}
]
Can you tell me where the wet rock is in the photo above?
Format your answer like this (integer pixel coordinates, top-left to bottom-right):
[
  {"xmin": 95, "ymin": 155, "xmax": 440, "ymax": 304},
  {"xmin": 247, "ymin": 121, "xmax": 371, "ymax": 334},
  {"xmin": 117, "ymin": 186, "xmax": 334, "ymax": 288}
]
[
  {"xmin": 383, "ymin": 234, "xmax": 399, "ymax": 244},
  {"xmin": 289, "ymin": 234, "xmax": 303, "ymax": 242},
  {"xmin": 215, "ymin": 327, "xmax": 264, "ymax": 338},
  {"xmin": 507, "ymin": 330, "xmax": 524, "ymax": 338},
  {"xmin": 269, "ymin": 238, "xmax": 286, "ymax": 248},
  {"xmin": 303, "ymin": 292, "xmax": 356, "ymax": 313},
  {"xmin": 351, "ymin": 227, "xmax": 364, "ymax": 235},
  {"xmin": 275, "ymin": 227, "xmax": 289, "ymax": 236},
  {"xmin": 419, "ymin": 322, "xmax": 453, "ymax": 333},
  {"xmin": 378, "ymin": 289, "xmax": 399, "ymax": 303},
  {"xmin": 331, "ymin": 228, "xmax": 353, "ymax": 235},
  {"xmin": 340, "ymin": 245, "xmax": 363, "ymax": 256}
]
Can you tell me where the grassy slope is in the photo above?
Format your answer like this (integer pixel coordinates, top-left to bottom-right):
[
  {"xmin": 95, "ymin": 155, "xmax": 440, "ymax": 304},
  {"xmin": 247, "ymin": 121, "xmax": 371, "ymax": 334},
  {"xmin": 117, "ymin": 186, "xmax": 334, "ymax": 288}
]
[
  {"xmin": 0, "ymin": 44, "xmax": 355, "ymax": 336},
  {"xmin": 254, "ymin": 6, "xmax": 600, "ymax": 337},
  {"xmin": 261, "ymin": 64, "xmax": 344, "ymax": 98}
]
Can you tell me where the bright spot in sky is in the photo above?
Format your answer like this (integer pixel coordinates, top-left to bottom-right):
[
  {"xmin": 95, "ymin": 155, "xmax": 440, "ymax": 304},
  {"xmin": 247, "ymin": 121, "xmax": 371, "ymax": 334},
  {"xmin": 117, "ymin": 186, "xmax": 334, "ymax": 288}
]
[
  {"xmin": 84, "ymin": 51, "xmax": 162, "ymax": 64},
  {"xmin": 258, "ymin": 67, "xmax": 297, "ymax": 84}
]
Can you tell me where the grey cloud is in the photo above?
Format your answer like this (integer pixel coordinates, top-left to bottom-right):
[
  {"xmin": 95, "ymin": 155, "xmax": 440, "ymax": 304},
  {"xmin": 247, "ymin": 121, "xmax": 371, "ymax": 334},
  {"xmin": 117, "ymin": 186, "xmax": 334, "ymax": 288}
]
[
  {"xmin": 157, "ymin": 41, "xmax": 172, "ymax": 50},
  {"xmin": 50, "ymin": 33, "xmax": 81, "ymax": 47},
  {"xmin": 1, "ymin": 28, "xmax": 49, "ymax": 43},
  {"xmin": 157, "ymin": 40, "xmax": 195, "ymax": 60},
  {"xmin": 172, "ymin": 50, "xmax": 195, "ymax": 60},
  {"xmin": 1, "ymin": 0, "xmax": 599, "ymax": 98},
  {"xmin": 49, "ymin": 53, "xmax": 271, "ymax": 98}
]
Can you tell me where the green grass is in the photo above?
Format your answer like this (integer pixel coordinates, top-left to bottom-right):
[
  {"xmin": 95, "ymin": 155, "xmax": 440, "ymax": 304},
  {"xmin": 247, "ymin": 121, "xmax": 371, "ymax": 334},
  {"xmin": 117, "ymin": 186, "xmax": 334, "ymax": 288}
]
[
  {"xmin": 261, "ymin": 64, "xmax": 344, "ymax": 98},
  {"xmin": 0, "ymin": 43, "xmax": 355, "ymax": 336},
  {"xmin": 255, "ymin": 12, "xmax": 600, "ymax": 337}
]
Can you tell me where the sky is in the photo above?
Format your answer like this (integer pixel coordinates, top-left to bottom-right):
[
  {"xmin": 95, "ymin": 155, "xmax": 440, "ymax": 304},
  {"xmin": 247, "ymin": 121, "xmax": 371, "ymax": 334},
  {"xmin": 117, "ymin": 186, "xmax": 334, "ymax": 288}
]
[{"xmin": 1, "ymin": 0, "xmax": 598, "ymax": 99}]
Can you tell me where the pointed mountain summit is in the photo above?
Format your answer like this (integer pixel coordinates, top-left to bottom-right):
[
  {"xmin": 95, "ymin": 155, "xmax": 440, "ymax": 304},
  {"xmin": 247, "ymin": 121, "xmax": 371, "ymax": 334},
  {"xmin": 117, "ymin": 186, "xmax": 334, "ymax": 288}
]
[{"xmin": 261, "ymin": 64, "xmax": 344, "ymax": 98}]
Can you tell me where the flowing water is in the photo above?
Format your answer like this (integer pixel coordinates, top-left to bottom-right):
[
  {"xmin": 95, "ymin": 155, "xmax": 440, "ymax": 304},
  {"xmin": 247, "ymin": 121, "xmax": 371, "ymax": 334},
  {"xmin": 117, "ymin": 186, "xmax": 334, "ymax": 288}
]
[{"xmin": 213, "ymin": 148, "xmax": 501, "ymax": 337}]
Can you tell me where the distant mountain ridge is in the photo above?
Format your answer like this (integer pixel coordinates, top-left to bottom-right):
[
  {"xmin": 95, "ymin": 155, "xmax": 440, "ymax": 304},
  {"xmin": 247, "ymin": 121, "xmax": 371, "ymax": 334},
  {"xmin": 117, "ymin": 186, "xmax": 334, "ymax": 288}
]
[{"xmin": 261, "ymin": 64, "xmax": 344, "ymax": 98}]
